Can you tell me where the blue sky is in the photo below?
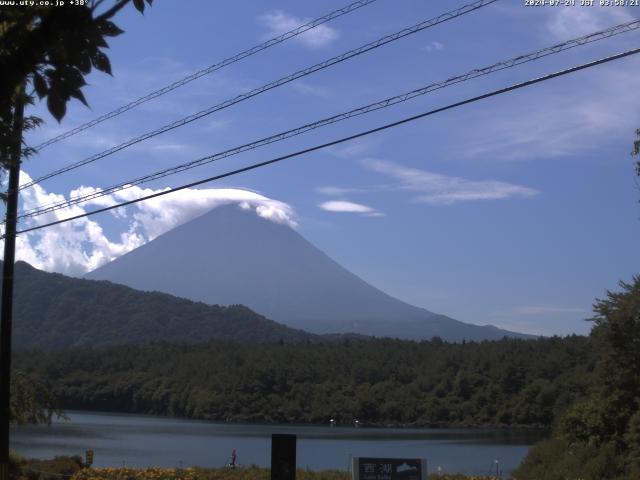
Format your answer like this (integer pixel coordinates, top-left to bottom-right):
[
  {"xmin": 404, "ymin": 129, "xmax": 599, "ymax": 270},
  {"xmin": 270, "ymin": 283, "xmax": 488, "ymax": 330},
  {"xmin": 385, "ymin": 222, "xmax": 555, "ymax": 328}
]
[{"xmin": 10, "ymin": 0, "xmax": 640, "ymax": 336}]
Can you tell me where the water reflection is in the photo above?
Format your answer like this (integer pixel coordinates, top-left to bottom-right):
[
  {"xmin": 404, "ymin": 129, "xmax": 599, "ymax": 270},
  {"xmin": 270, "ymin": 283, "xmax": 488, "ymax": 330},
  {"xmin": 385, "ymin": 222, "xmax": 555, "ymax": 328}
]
[{"xmin": 12, "ymin": 411, "xmax": 548, "ymax": 476}]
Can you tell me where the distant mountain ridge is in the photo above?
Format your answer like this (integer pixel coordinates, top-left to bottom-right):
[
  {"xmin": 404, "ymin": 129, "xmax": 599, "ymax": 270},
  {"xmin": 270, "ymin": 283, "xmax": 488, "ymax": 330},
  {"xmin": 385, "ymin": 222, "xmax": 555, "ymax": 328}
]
[
  {"xmin": 4, "ymin": 261, "xmax": 320, "ymax": 350},
  {"xmin": 86, "ymin": 205, "xmax": 532, "ymax": 341}
]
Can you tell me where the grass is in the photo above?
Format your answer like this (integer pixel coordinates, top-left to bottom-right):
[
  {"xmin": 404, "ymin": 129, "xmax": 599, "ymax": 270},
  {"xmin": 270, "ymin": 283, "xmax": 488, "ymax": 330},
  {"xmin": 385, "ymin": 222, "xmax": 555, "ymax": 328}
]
[
  {"xmin": 71, "ymin": 467, "xmax": 499, "ymax": 480},
  {"xmin": 9, "ymin": 455, "xmax": 501, "ymax": 480}
]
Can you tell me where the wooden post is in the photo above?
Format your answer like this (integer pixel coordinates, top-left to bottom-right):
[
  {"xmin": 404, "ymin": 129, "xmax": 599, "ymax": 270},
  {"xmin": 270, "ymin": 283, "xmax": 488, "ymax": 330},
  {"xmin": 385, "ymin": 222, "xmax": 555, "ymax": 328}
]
[{"xmin": 0, "ymin": 88, "xmax": 24, "ymax": 480}]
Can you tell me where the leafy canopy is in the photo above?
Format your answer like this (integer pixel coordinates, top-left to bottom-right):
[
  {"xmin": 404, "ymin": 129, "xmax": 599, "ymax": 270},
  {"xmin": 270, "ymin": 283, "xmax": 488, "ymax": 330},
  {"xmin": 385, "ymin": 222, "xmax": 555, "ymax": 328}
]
[
  {"xmin": 0, "ymin": 0, "xmax": 152, "ymax": 424},
  {"xmin": 0, "ymin": 0, "xmax": 152, "ymax": 169}
]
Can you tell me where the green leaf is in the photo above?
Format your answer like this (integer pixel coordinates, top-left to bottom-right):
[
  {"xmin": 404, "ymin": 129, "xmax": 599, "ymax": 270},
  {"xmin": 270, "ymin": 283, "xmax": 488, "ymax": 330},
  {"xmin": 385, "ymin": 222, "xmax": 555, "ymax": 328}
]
[
  {"xmin": 98, "ymin": 20, "xmax": 124, "ymax": 37},
  {"xmin": 70, "ymin": 88, "xmax": 89, "ymax": 107},
  {"xmin": 23, "ymin": 115, "xmax": 44, "ymax": 131},
  {"xmin": 66, "ymin": 65, "xmax": 87, "ymax": 87},
  {"xmin": 47, "ymin": 94, "xmax": 67, "ymax": 122},
  {"xmin": 33, "ymin": 72, "xmax": 48, "ymax": 99},
  {"xmin": 93, "ymin": 34, "xmax": 109, "ymax": 48},
  {"xmin": 90, "ymin": 50, "xmax": 112, "ymax": 75},
  {"xmin": 76, "ymin": 53, "xmax": 92, "ymax": 75},
  {"xmin": 133, "ymin": 0, "xmax": 145, "ymax": 13}
]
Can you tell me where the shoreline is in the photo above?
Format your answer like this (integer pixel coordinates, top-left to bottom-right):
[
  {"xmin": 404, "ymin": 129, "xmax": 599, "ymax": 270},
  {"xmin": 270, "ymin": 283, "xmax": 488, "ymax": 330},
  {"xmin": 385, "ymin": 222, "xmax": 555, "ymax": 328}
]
[
  {"xmin": 44, "ymin": 408, "xmax": 553, "ymax": 432},
  {"xmin": 12, "ymin": 410, "xmax": 540, "ymax": 476}
]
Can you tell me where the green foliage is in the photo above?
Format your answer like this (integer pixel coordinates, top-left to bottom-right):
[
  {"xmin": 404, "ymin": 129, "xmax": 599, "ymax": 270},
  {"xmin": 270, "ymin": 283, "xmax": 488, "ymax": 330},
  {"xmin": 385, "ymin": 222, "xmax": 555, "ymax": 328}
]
[
  {"xmin": 516, "ymin": 276, "xmax": 640, "ymax": 480},
  {"xmin": 591, "ymin": 277, "xmax": 640, "ymax": 401},
  {"xmin": 6, "ymin": 261, "xmax": 318, "ymax": 349},
  {"xmin": 0, "ymin": 0, "xmax": 152, "ymax": 117},
  {"xmin": 15, "ymin": 335, "xmax": 593, "ymax": 428},
  {"xmin": 513, "ymin": 437, "xmax": 619, "ymax": 480},
  {"xmin": 70, "ymin": 466, "xmax": 348, "ymax": 480},
  {"xmin": 62, "ymin": 464, "xmax": 498, "ymax": 480},
  {"xmin": 6, "ymin": 458, "xmax": 499, "ymax": 480},
  {"xmin": 9, "ymin": 370, "xmax": 63, "ymax": 425},
  {"xmin": 558, "ymin": 397, "xmax": 614, "ymax": 446},
  {"xmin": 10, "ymin": 454, "xmax": 85, "ymax": 480},
  {"xmin": 0, "ymin": 0, "xmax": 152, "ymax": 173},
  {"xmin": 625, "ymin": 411, "xmax": 640, "ymax": 478}
]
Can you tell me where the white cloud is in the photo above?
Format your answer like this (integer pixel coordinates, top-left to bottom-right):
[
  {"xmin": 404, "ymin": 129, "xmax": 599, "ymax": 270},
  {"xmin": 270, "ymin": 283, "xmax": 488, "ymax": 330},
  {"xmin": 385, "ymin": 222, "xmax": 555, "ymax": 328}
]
[
  {"xmin": 103, "ymin": 184, "xmax": 296, "ymax": 241},
  {"xmin": 424, "ymin": 41, "xmax": 444, "ymax": 53},
  {"xmin": 319, "ymin": 200, "xmax": 383, "ymax": 217},
  {"xmin": 259, "ymin": 10, "xmax": 339, "ymax": 48},
  {"xmin": 546, "ymin": 6, "xmax": 633, "ymax": 40},
  {"xmin": 319, "ymin": 200, "xmax": 373, "ymax": 213},
  {"xmin": 461, "ymin": 62, "xmax": 640, "ymax": 161},
  {"xmin": 326, "ymin": 140, "xmax": 380, "ymax": 159},
  {"xmin": 7, "ymin": 172, "xmax": 296, "ymax": 276},
  {"xmin": 8, "ymin": 174, "xmax": 145, "ymax": 277},
  {"xmin": 362, "ymin": 159, "xmax": 538, "ymax": 205}
]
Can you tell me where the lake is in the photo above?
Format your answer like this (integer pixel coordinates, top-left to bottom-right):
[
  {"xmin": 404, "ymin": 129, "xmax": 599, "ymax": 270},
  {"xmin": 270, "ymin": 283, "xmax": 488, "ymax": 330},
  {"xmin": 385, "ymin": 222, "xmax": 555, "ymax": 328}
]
[{"xmin": 12, "ymin": 411, "xmax": 547, "ymax": 476}]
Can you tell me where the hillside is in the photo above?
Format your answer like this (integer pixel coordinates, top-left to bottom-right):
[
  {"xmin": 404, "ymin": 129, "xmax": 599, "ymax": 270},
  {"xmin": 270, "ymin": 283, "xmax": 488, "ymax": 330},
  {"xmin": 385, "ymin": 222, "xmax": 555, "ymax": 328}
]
[
  {"xmin": 87, "ymin": 205, "xmax": 532, "ymax": 341},
  {"xmin": 4, "ymin": 261, "xmax": 318, "ymax": 350}
]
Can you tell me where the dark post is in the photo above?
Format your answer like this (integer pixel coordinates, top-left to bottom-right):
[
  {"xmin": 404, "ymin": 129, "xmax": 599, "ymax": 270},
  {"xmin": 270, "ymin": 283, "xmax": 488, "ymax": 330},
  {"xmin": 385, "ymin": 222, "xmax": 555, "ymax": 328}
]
[
  {"xmin": 271, "ymin": 434, "xmax": 296, "ymax": 480},
  {"xmin": 0, "ymin": 90, "xmax": 24, "ymax": 480}
]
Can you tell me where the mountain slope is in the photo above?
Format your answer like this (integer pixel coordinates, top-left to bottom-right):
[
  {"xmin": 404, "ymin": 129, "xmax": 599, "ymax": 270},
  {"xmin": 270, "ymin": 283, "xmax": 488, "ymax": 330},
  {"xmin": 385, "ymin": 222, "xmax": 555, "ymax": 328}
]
[
  {"xmin": 87, "ymin": 205, "xmax": 531, "ymax": 341},
  {"xmin": 4, "ymin": 261, "xmax": 318, "ymax": 350}
]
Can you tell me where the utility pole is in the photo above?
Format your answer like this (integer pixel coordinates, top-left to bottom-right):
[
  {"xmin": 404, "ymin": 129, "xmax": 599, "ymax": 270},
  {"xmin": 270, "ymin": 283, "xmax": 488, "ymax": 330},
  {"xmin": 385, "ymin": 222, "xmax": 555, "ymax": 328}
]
[{"xmin": 0, "ymin": 87, "xmax": 25, "ymax": 480}]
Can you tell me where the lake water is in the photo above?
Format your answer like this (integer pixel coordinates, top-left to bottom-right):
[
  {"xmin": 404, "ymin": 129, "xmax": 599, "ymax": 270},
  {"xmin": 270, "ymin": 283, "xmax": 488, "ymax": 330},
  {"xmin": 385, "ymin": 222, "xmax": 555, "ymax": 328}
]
[{"xmin": 12, "ymin": 411, "xmax": 547, "ymax": 477}]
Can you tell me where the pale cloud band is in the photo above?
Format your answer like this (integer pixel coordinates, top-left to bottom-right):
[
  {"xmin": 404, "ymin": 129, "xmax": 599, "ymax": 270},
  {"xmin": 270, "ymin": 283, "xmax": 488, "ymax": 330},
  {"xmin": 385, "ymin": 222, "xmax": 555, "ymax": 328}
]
[
  {"xmin": 491, "ymin": 304, "xmax": 591, "ymax": 336},
  {"xmin": 362, "ymin": 158, "xmax": 539, "ymax": 205},
  {"xmin": 510, "ymin": 305, "xmax": 588, "ymax": 316},
  {"xmin": 6, "ymin": 171, "xmax": 296, "ymax": 277},
  {"xmin": 546, "ymin": 5, "xmax": 633, "ymax": 40},
  {"xmin": 258, "ymin": 10, "xmax": 339, "ymax": 48},
  {"xmin": 317, "ymin": 186, "xmax": 372, "ymax": 196}
]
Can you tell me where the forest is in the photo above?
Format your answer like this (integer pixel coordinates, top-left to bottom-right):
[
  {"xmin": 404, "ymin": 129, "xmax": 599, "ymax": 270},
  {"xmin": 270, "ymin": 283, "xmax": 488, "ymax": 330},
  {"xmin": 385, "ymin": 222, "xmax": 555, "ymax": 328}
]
[
  {"xmin": 11, "ymin": 275, "xmax": 640, "ymax": 479},
  {"xmin": 15, "ymin": 335, "xmax": 592, "ymax": 428},
  {"xmin": 5, "ymin": 260, "xmax": 320, "ymax": 350},
  {"xmin": 513, "ymin": 276, "xmax": 640, "ymax": 479}
]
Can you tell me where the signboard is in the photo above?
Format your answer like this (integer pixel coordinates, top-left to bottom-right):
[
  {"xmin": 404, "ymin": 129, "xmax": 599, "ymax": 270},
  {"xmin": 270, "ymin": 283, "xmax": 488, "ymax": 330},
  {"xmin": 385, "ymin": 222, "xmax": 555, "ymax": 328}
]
[
  {"xmin": 352, "ymin": 457, "xmax": 427, "ymax": 480},
  {"xmin": 271, "ymin": 434, "xmax": 296, "ymax": 480}
]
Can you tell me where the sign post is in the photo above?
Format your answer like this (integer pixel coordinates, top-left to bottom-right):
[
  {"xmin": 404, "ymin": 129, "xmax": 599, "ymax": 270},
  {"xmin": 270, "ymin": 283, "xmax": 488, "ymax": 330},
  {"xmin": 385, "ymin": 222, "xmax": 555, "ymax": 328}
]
[
  {"xmin": 352, "ymin": 457, "xmax": 427, "ymax": 480},
  {"xmin": 85, "ymin": 450, "xmax": 94, "ymax": 467},
  {"xmin": 271, "ymin": 434, "xmax": 296, "ymax": 480}
]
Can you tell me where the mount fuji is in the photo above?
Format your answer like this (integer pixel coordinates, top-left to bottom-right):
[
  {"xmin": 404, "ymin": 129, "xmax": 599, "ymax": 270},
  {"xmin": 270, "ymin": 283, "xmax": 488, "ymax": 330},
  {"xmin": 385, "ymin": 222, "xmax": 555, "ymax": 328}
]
[{"xmin": 86, "ymin": 204, "xmax": 531, "ymax": 341}]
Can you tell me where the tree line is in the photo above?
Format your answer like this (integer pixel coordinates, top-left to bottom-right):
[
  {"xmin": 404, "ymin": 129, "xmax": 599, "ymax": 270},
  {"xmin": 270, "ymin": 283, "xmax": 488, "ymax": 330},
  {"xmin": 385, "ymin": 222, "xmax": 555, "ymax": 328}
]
[
  {"xmin": 15, "ymin": 335, "xmax": 593, "ymax": 428},
  {"xmin": 514, "ymin": 276, "xmax": 640, "ymax": 479}
]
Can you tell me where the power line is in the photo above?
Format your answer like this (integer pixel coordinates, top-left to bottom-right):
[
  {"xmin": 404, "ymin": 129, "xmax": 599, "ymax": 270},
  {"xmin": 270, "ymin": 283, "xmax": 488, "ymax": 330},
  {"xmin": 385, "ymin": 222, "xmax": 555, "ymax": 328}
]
[
  {"xmin": 22, "ymin": 0, "xmax": 499, "ymax": 190},
  {"xmin": 18, "ymin": 19, "xmax": 640, "ymax": 219},
  {"xmin": 33, "ymin": 0, "xmax": 380, "ymax": 151},
  {"xmin": 20, "ymin": 18, "xmax": 640, "ymax": 217},
  {"xmin": 10, "ymin": 46, "xmax": 640, "ymax": 239}
]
